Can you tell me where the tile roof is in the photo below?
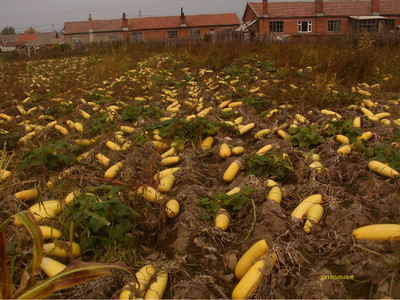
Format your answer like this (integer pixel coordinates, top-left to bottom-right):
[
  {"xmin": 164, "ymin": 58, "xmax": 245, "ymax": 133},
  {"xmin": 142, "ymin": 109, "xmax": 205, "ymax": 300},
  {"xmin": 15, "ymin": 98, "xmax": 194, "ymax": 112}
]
[
  {"xmin": 129, "ymin": 13, "xmax": 240, "ymax": 30},
  {"xmin": 18, "ymin": 33, "xmax": 38, "ymax": 42},
  {"xmin": 93, "ymin": 19, "xmax": 123, "ymax": 31},
  {"xmin": 64, "ymin": 21, "xmax": 89, "ymax": 34},
  {"xmin": 247, "ymin": 0, "xmax": 400, "ymax": 18},
  {"xmin": 64, "ymin": 13, "xmax": 240, "ymax": 34}
]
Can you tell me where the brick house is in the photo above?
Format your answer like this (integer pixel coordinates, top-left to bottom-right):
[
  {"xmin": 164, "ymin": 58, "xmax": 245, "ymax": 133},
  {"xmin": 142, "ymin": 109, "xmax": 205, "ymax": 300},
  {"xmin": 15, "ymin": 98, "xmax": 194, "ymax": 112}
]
[
  {"xmin": 63, "ymin": 10, "xmax": 240, "ymax": 47},
  {"xmin": 242, "ymin": 0, "xmax": 400, "ymax": 39},
  {"xmin": 0, "ymin": 32, "xmax": 60, "ymax": 54}
]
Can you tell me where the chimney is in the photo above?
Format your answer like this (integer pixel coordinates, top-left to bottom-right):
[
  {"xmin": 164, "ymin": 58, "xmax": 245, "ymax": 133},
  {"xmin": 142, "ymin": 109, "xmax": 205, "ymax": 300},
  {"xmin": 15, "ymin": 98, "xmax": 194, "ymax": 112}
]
[
  {"xmin": 180, "ymin": 7, "xmax": 186, "ymax": 27},
  {"xmin": 316, "ymin": 0, "xmax": 324, "ymax": 16},
  {"xmin": 122, "ymin": 12, "xmax": 129, "ymax": 41},
  {"xmin": 122, "ymin": 12, "xmax": 128, "ymax": 28},
  {"xmin": 88, "ymin": 14, "xmax": 94, "ymax": 43},
  {"xmin": 263, "ymin": 0, "xmax": 268, "ymax": 17},
  {"xmin": 372, "ymin": 0, "xmax": 379, "ymax": 14},
  {"xmin": 88, "ymin": 14, "xmax": 93, "ymax": 31}
]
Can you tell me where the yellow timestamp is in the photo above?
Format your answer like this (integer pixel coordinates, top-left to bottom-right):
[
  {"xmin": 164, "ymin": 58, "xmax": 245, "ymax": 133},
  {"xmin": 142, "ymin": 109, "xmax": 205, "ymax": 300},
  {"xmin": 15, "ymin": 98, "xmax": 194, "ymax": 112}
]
[{"xmin": 320, "ymin": 275, "xmax": 354, "ymax": 280}]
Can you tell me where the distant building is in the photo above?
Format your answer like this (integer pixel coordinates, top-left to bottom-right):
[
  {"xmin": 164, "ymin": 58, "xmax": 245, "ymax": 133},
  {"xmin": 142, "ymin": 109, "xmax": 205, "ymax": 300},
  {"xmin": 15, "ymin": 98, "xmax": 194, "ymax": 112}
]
[
  {"xmin": 63, "ymin": 9, "xmax": 241, "ymax": 47},
  {"xmin": 241, "ymin": 0, "xmax": 400, "ymax": 39},
  {"xmin": 0, "ymin": 32, "xmax": 60, "ymax": 55}
]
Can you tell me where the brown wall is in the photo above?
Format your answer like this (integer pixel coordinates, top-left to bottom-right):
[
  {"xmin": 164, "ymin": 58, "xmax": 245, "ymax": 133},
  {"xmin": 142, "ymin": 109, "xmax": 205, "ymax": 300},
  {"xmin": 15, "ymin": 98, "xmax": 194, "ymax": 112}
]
[
  {"xmin": 243, "ymin": 7, "xmax": 258, "ymax": 24},
  {"xmin": 263, "ymin": 17, "xmax": 350, "ymax": 35},
  {"xmin": 64, "ymin": 25, "xmax": 238, "ymax": 46},
  {"xmin": 256, "ymin": 16, "xmax": 399, "ymax": 37},
  {"xmin": 130, "ymin": 26, "xmax": 238, "ymax": 41}
]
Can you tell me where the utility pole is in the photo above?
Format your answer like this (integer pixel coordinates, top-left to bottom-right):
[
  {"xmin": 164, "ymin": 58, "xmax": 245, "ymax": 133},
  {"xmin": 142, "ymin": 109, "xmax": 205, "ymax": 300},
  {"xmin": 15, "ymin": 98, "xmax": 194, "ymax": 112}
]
[{"xmin": 139, "ymin": 9, "xmax": 141, "ymax": 17}]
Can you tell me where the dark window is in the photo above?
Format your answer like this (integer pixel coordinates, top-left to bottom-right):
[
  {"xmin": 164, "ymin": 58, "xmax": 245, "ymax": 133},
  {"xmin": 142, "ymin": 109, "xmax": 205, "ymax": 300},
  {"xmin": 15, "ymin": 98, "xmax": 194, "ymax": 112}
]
[
  {"xmin": 72, "ymin": 36, "xmax": 83, "ymax": 46},
  {"xmin": 132, "ymin": 32, "xmax": 143, "ymax": 42},
  {"xmin": 298, "ymin": 21, "xmax": 312, "ymax": 33},
  {"xmin": 168, "ymin": 30, "xmax": 178, "ymax": 39},
  {"xmin": 386, "ymin": 19, "xmax": 396, "ymax": 29},
  {"xmin": 190, "ymin": 29, "xmax": 201, "ymax": 38},
  {"xmin": 328, "ymin": 20, "xmax": 341, "ymax": 32},
  {"xmin": 109, "ymin": 34, "xmax": 121, "ymax": 42},
  {"xmin": 358, "ymin": 19, "xmax": 379, "ymax": 32},
  {"xmin": 270, "ymin": 21, "xmax": 284, "ymax": 33}
]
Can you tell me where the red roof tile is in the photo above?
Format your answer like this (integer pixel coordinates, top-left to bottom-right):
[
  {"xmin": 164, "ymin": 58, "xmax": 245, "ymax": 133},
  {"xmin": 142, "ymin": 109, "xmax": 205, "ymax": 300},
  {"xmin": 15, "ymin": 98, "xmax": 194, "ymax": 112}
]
[
  {"xmin": 247, "ymin": 0, "xmax": 399, "ymax": 18},
  {"xmin": 129, "ymin": 13, "xmax": 239, "ymax": 30},
  {"xmin": 18, "ymin": 33, "xmax": 38, "ymax": 42},
  {"xmin": 93, "ymin": 19, "xmax": 123, "ymax": 31},
  {"xmin": 63, "ymin": 21, "xmax": 89, "ymax": 34},
  {"xmin": 64, "ymin": 13, "xmax": 239, "ymax": 34}
]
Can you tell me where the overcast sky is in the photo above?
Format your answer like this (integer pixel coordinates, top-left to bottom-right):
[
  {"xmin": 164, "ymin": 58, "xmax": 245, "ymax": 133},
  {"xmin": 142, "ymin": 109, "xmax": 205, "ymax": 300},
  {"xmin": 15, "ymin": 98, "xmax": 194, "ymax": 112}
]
[{"xmin": 0, "ymin": 0, "xmax": 252, "ymax": 33}]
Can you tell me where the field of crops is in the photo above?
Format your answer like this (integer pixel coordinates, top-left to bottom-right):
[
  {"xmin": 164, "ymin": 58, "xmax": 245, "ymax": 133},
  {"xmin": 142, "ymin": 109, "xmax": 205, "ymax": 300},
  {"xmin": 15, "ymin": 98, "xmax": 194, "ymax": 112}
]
[{"xmin": 1, "ymin": 36, "xmax": 400, "ymax": 299}]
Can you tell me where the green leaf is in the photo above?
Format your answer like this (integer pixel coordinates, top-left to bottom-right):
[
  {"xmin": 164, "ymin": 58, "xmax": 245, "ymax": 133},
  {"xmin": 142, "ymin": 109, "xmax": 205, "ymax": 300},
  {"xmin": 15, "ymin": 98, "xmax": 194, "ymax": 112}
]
[
  {"xmin": 16, "ymin": 261, "xmax": 137, "ymax": 299},
  {"xmin": 11, "ymin": 211, "xmax": 43, "ymax": 274},
  {"xmin": 84, "ymin": 210, "xmax": 111, "ymax": 227}
]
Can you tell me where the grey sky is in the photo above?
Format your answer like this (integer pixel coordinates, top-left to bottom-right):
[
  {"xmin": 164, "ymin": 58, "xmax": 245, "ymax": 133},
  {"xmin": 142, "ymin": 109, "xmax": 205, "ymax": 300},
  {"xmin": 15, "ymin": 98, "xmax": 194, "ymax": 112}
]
[{"xmin": 0, "ymin": 0, "xmax": 251, "ymax": 33}]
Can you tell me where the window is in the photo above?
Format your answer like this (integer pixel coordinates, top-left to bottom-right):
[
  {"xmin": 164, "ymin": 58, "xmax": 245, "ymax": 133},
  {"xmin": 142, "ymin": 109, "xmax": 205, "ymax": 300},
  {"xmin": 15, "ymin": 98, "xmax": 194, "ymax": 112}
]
[
  {"xmin": 190, "ymin": 29, "xmax": 201, "ymax": 38},
  {"xmin": 222, "ymin": 27, "xmax": 233, "ymax": 33},
  {"xmin": 132, "ymin": 32, "xmax": 143, "ymax": 42},
  {"xmin": 358, "ymin": 19, "xmax": 379, "ymax": 32},
  {"xmin": 167, "ymin": 30, "xmax": 178, "ymax": 39},
  {"xmin": 109, "ymin": 34, "xmax": 121, "ymax": 42},
  {"xmin": 385, "ymin": 19, "xmax": 396, "ymax": 29},
  {"xmin": 328, "ymin": 20, "xmax": 341, "ymax": 32},
  {"xmin": 71, "ymin": 36, "xmax": 83, "ymax": 46},
  {"xmin": 270, "ymin": 21, "xmax": 284, "ymax": 33},
  {"xmin": 298, "ymin": 20, "xmax": 312, "ymax": 33},
  {"xmin": 210, "ymin": 28, "xmax": 215, "ymax": 34}
]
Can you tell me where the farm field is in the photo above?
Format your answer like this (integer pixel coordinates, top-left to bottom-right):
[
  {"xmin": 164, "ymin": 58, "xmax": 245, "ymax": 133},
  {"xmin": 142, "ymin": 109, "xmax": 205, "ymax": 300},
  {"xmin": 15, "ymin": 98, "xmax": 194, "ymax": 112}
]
[{"xmin": 0, "ymin": 36, "xmax": 400, "ymax": 299}]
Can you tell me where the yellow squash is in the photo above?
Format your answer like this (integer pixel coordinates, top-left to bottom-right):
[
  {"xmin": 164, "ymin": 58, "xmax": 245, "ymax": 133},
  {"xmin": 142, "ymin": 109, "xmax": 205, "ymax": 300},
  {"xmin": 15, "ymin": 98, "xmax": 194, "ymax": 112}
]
[
  {"xmin": 201, "ymin": 136, "xmax": 214, "ymax": 150},
  {"xmin": 219, "ymin": 143, "xmax": 232, "ymax": 158},
  {"xmin": 14, "ymin": 189, "xmax": 38, "ymax": 201},
  {"xmin": 40, "ymin": 257, "xmax": 67, "ymax": 278},
  {"xmin": 223, "ymin": 160, "xmax": 241, "ymax": 182},
  {"xmin": 158, "ymin": 175, "xmax": 175, "ymax": 193},
  {"xmin": 368, "ymin": 160, "xmax": 399, "ymax": 178},
  {"xmin": 231, "ymin": 147, "xmax": 245, "ymax": 156},
  {"xmin": 353, "ymin": 224, "xmax": 400, "ymax": 241},
  {"xmin": 336, "ymin": 135, "xmax": 350, "ymax": 144},
  {"xmin": 120, "ymin": 265, "xmax": 156, "ymax": 299},
  {"xmin": 144, "ymin": 272, "xmax": 168, "ymax": 300},
  {"xmin": 337, "ymin": 144, "xmax": 351, "ymax": 155},
  {"xmin": 43, "ymin": 242, "xmax": 81, "ymax": 259},
  {"xmin": 161, "ymin": 156, "xmax": 180, "ymax": 167},
  {"xmin": 40, "ymin": 226, "xmax": 62, "ymax": 240},
  {"xmin": 232, "ymin": 253, "xmax": 277, "ymax": 299},
  {"xmin": 137, "ymin": 186, "xmax": 164, "ymax": 203},
  {"xmin": 303, "ymin": 204, "xmax": 324, "ymax": 233},
  {"xmin": 254, "ymin": 129, "xmax": 270, "ymax": 139},
  {"xmin": 104, "ymin": 162, "xmax": 123, "ymax": 179},
  {"xmin": 291, "ymin": 194, "xmax": 323, "ymax": 220},
  {"xmin": 96, "ymin": 153, "xmax": 111, "ymax": 167},
  {"xmin": 239, "ymin": 123, "xmax": 255, "ymax": 135},
  {"xmin": 256, "ymin": 144, "xmax": 272, "ymax": 156},
  {"xmin": 165, "ymin": 199, "xmax": 180, "ymax": 218},
  {"xmin": 266, "ymin": 186, "xmax": 282, "ymax": 204},
  {"xmin": 215, "ymin": 209, "xmax": 230, "ymax": 231},
  {"xmin": 234, "ymin": 239, "xmax": 269, "ymax": 280}
]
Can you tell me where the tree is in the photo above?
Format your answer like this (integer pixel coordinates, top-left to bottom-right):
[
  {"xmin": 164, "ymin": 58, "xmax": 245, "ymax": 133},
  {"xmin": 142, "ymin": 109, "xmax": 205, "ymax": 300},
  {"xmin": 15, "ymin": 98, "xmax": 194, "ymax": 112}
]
[
  {"xmin": 24, "ymin": 27, "xmax": 36, "ymax": 34},
  {"xmin": 1, "ymin": 26, "xmax": 16, "ymax": 35}
]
